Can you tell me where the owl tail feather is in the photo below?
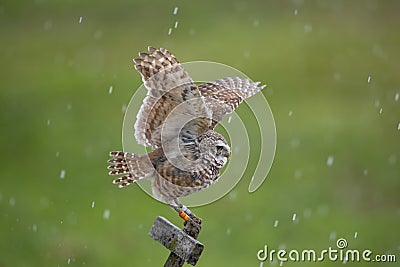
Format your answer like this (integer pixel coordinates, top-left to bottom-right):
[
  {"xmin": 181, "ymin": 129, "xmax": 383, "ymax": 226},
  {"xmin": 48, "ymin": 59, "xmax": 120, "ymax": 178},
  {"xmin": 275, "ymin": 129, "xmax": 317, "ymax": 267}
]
[{"xmin": 107, "ymin": 151, "xmax": 153, "ymax": 188}]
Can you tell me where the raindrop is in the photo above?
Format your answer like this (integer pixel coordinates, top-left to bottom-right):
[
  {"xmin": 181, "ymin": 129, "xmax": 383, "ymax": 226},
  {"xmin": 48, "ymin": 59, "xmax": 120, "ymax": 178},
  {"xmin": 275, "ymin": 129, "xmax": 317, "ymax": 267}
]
[
  {"xmin": 226, "ymin": 228, "xmax": 231, "ymax": 236},
  {"xmin": 342, "ymin": 256, "xmax": 348, "ymax": 264},
  {"xmin": 9, "ymin": 197, "xmax": 16, "ymax": 207},
  {"xmin": 288, "ymin": 110, "xmax": 293, "ymax": 116},
  {"xmin": 280, "ymin": 260, "xmax": 283, "ymax": 266},
  {"xmin": 44, "ymin": 20, "xmax": 53, "ymax": 30},
  {"xmin": 108, "ymin": 85, "xmax": 113, "ymax": 94},
  {"xmin": 363, "ymin": 169, "xmax": 368, "ymax": 176},
  {"xmin": 294, "ymin": 169, "xmax": 302, "ymax": 178},
  {"xmin": 294, "ymin": 9, "xmax": 298, "ymax": 16},
  {"xmin": 103, "ymin": 209, "xmax": 110, "ymax": 219},
  {"xmin": 79, "ymin": 16, "xmax": 83, "ymax": 24},
  {"xmin": 317, "ymin": 204, "xmax": 329, "ymax": 215},
  {"xmin": 354, "ymin": 232, "xmax": 358, "ymax": 239},
  {"xmin": 395, "ymin": 93, "xmax": 399, "ymax": 102},
  {"xmin": 372, "ymin": 45, "xmax": 384, "ymax": 58},
  {"xmin": 93, "ymin": 30, "xmax": 103, "ymax": 40},
  {"xmin": 397, "ymin": 122, "xmax": 400, "ymax": 131},
  {"xmin": 244, "ymin": 213, "xmax": 253, "ymax": 222},
  {"xmin": 333, "ymin": 72, "xmax": 341, "ymax": 81},
  {"xmin": 303, "ymin": 208, "xmax": 312, "ymax": 218},
  {"xmin": 229, "ymin": 190, "xmax": 237, "ymax": 201},
  {"xmin": 274, "ymin": 220, "xmax": 279, "ymax": 228},
  {"xmin": 60, "ymin": 169, "xmax": 66, "ymax": 179},
  {"xmin": 243, "ymin": 50, "xmax": 250, "ymax": 58},
  {"xmin": 167, "ymin": 28, "xmax": 172, "ymax": 35},
  {"xmin": 67, "ymin": 104, "xmax": 72, "ymax": 111},
  {"xmin": 32, "ymin": 224, "xmax": 38, "ymax": 232},
  {"xmin": 67, "ymin": 258, "xmax": 71, "ymax": 264},
  {"xmin": 290, "ymin": 138, "xmax": 300, "ymax": 148},
  {"xmin": 56, "ymin": 151, "xmax": 60, "ymax": 157},
  {"xmin": 259, "ymin": 261, "xmax": 264, "ymax": 267},
  {"xmin": 61, "ymin": 220, "xmax": 64, "ymax": 224},
  {"xmin": 253, "ymin": 19, "xmax": 259, "ymax": 27},
  {"xmin": 233, "ymin": 146, "xmax": 240, "ymax": 154},
  {"xmin": 379, "ymin": 107, "xmax": 383, "ymax": 114},
  {"xmin": 47, "ymin": 119, "xmax": 51, "ymax": 126},
  {"xmin": 121, "ymin": 104, "xmax": 127, "ymax": 113},
  {"xmin": 304, "ymin": 23, "xmax": 312, "ymax": 33},
  {"xmin": 327, "ymin": 156, "xmax": 334, "ymax": 166},
  {"xmin": 174, "ymin": 21, "xmax": 179, "ymax": 29},
  {"xmin": 173, "ymin": 7, "xmax": 178, "ymax": 15},
  {"xmin": 388, "ymin": 154, "xmax": 397, "ymax": 165},
  {"xmin": 292, "ymin": 213, "xmax": 297, "ymax": 221},
  {"xmin": 40, "ymin": 197, "xmax": 49, "ymax": 208},
  {"xmin": 329, "ymin": 231, "xmax": 337, "ymax": 240},
  {"xmin": 227, "ymin": 116, "xmax": 232, "ymax": 123},
  {"xmin": 367, "ymin": 75, "xmax": 371, "ymax": 83},
  {"xmin": 91, "ymin": 201, "xmax": 95, "ymax": 208}
]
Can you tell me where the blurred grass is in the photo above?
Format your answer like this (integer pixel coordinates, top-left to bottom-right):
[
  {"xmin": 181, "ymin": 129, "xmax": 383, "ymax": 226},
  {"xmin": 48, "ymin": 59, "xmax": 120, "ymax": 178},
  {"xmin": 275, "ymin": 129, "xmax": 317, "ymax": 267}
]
[{"xmin": 0, "ymin": 0, "xmax": 399, "ymax": 266}]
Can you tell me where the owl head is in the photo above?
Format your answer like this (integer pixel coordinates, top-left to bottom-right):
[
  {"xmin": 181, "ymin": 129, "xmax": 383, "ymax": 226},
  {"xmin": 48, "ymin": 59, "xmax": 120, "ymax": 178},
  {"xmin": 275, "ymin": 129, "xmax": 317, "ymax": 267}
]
[{"xmin": 198, "ymin": 130, "xmax": 230, "ymax": 168}]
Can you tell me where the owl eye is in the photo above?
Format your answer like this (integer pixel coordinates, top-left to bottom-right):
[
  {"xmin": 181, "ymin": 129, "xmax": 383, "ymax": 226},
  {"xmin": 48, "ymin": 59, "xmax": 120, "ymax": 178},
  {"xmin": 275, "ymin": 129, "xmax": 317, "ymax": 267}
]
[{"xmin": 216, "ymin": 145, "xmax": 224, "ymax": 151}]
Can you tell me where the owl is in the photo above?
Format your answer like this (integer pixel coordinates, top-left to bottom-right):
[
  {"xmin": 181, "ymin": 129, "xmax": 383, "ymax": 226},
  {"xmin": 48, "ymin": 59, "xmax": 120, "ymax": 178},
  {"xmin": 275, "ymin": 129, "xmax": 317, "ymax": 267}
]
[{"xmin": 108, "ymin": 46, "xmax": 266, "ymax": 221}]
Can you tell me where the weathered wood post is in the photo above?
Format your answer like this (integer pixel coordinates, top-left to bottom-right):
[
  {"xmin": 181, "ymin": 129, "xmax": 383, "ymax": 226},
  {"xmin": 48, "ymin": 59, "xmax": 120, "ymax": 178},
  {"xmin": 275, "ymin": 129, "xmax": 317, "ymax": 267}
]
[{"xmin": 149, "ymin": 216, "xmax": 203, "ymax": 266}]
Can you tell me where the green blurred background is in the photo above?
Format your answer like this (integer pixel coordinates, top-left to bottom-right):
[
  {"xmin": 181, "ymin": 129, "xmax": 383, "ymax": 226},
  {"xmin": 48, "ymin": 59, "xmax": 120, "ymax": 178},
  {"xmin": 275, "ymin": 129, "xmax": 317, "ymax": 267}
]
[{"xmin": 1, "ymin": 0, "xmax": 399, "ymax": 266}]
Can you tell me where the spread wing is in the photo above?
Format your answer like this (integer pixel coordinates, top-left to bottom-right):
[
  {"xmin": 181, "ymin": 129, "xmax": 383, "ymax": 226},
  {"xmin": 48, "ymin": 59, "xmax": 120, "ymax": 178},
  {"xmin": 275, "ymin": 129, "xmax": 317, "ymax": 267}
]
[
  {"xmin": 133, "ymin": 47, "xmax": 211, "ymax": 152},
  {"xmin": 198, "ymin": 77, "xmax": 266, "ymax": 128}
]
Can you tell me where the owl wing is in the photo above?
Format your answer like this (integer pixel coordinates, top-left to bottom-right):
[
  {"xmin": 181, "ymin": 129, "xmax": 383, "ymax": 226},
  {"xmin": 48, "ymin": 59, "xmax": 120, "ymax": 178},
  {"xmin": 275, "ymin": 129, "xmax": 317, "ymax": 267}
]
[
  {"xmin": 198, "ymin": 77, "xmax": 266, "ymax": 128},
  {"xmin": 134, "ymin": 47, "xmax": 211, "ymax": 149}
]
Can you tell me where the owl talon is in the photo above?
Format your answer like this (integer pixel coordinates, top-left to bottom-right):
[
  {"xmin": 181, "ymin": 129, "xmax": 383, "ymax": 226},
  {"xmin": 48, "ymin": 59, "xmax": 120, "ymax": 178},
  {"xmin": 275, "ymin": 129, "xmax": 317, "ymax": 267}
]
[
  {"xmin": 170, "ymin": 204, "xmax": 194, "ymax": 222},
  {"xmin": 177, "ymin": 208, "xmax": 202, "ymax": 226}
]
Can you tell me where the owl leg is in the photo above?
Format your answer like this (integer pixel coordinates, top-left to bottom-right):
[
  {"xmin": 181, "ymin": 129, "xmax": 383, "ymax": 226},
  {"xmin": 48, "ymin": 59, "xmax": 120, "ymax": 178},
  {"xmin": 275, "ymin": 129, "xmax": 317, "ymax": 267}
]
[
  {"xmin": 169, "ymin": 200, "xmax": 190, "ymax": 221},
  {"xmin": 169, "ymin": 199, "xmax": 200, "ymax": 223}
]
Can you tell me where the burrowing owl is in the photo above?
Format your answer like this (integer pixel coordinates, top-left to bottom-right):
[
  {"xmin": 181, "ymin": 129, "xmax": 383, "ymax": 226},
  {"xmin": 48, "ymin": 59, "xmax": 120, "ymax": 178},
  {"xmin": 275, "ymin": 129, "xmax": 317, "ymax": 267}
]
[{"xmin": 108, "ymin": 46, "xmax": 266, "ymax": 220}]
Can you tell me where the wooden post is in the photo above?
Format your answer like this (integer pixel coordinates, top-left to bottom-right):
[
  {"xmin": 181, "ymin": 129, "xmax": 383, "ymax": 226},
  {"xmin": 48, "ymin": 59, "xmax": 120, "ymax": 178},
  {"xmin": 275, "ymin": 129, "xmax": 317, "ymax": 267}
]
[{"xmin": 149, "ymin": 216, "xmax": 203, "ymax": 266}]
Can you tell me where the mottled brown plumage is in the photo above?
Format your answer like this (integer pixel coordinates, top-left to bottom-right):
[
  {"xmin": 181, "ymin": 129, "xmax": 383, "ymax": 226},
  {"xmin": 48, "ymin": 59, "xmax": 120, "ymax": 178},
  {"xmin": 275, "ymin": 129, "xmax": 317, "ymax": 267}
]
[{"xmin": 108, "ymin": 46, "xmax": 266, "ymax": 208}]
